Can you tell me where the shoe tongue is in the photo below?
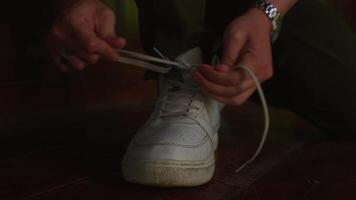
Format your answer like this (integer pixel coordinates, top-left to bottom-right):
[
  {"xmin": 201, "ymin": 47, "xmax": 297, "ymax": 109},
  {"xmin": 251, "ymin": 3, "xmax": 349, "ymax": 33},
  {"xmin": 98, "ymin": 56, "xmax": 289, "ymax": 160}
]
[
  {"xmin": 159, "ymin": 47, "xmax": 203, "ymax": 92},
  {"xmin": 166, "ymin": 68, "xmax": 193, "ymax": 84},
  {"xmin": 161, "ymin": 71, "xmax": 193, "ymax": 96},
  {"xmin": 173, "ymin": 47, "xmax": 203, "ymax": 82}
]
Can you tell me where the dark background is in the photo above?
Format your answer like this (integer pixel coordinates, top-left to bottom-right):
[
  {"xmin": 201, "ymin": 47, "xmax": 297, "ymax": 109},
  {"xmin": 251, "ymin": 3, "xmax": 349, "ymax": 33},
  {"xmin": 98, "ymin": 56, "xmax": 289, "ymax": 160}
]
[
  {"xmin": 0, "ymin": 1, "xmax": 356, "ymax": 199},
  {"xmin": 0, "ymin": 0, "xmax": 355, "ymax": 155}
]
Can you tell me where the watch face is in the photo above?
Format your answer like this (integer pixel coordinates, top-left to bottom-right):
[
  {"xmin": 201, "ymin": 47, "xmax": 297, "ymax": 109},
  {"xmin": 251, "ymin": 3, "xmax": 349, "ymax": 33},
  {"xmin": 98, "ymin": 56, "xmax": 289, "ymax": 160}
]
[
  {"xmin": 256, "ymin": 0, "xmax": 281, "ymax": 31},
  {"xmin": 266, "ymin": 5, "xmax": 278, "ymax": 19}
]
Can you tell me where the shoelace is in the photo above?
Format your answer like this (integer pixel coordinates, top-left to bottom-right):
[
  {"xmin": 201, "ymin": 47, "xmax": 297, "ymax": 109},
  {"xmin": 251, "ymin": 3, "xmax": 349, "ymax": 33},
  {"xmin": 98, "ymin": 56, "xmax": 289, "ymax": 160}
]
[
  {"xmin": 159, "ymin": 86, "xmax": 201, "ymax": 118},
  {"xmin": 233, "ymin": 64, "xmax": 270, "ymax": 173},
  {"xmin": 118, "ymin": 49, "xmax": 201, "ymax": 118},
  {"xmin": 154, "ymin": 48, "xmax": 204, "ymax": 118},
  {"xmin": 117, "ymin": 49, "xmax": 196, "ymax": 73},
  {"xmin": 116, "ymin": 49, "xmax": 270, "ymax": 174}
]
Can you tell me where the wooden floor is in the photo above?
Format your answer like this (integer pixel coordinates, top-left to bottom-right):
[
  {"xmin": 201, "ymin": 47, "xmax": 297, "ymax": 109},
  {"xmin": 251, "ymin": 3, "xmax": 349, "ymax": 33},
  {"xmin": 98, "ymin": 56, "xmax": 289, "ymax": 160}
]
[
  {"xmin": 1, "ymin": 103, "xmax": 356, "ymax": 200},
  {"xmin": 1, "ymin": 1, "xmax": 356, "ymax": 199}
]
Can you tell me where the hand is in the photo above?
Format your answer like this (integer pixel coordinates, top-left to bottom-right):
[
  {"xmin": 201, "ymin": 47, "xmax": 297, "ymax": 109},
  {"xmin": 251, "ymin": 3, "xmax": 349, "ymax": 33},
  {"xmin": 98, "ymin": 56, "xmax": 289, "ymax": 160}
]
[
  {"xmin": 47, "ymin": 0, "xmax": 126, "ymax": 72},
  {"xmin": 194, "ymin": 8, "xmax": 273, "ymax": 105}
]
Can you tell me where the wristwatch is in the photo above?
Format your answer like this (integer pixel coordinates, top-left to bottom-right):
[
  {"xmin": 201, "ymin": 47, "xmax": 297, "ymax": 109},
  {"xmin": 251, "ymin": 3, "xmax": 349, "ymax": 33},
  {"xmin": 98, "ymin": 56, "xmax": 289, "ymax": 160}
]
[{"xmin": 255, "ymin": 0, "xmax": 282, "ymax": 31}]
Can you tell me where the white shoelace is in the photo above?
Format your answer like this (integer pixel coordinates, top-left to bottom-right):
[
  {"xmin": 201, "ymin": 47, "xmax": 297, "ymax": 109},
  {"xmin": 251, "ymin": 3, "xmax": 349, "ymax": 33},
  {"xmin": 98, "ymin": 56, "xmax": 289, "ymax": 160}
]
[
  {"xmin": 117, "ymin": 49, "xmax": 195, "ymax": 73},
  {"xmin": 116, "ymin": 49, "xmax": 270, "ymax": 174},
  {"xmin": 159, "ymin": 86, "xmax": 201, "ymax": 118},
  {"xmin": 234, "ymin": 64, "xmax": 270, "ymax": 173}
]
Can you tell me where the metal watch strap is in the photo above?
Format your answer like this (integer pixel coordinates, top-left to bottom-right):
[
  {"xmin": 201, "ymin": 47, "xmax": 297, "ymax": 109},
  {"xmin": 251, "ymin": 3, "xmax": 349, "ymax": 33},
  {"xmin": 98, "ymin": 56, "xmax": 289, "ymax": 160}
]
[{"xmin": 255, "ymin": 0, "xmax": 281, "ymax": 31}]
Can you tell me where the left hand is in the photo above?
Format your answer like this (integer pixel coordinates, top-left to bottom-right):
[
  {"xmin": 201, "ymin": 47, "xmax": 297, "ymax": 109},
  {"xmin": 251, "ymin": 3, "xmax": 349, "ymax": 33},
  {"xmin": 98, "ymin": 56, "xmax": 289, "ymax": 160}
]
[{"xmin": 193, "ymin": 8, "xmax": 274, "ymax": 105}]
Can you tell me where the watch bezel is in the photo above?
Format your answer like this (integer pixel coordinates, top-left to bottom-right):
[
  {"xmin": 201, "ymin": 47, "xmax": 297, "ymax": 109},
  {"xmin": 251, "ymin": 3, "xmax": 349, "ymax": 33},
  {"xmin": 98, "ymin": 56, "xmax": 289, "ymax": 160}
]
[{"xmin": 256, "ymin": 0, "xmax": 281, "ymax": 31}]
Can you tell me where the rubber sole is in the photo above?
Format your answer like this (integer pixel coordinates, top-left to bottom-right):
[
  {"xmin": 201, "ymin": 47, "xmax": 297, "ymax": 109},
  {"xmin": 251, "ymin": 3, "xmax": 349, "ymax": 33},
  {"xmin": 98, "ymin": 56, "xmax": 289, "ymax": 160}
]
[
  {"xmin": 121, "ymin": 133, "xmax": 219, "ymax": 187},
  {"xmin": 122, "ymin": 155, "xmax": 215, "ymax": 187}
]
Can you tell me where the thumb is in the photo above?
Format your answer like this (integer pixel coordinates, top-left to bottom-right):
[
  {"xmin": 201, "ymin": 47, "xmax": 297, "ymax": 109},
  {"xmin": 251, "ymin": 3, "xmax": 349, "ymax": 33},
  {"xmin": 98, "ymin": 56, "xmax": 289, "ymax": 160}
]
[
  {"xmin": 221, "ymin": 33, "xmax": 246, "ymax": 67},
  {"xmin": 105, "ymin": 37, "xmax": 126, "ymax": 49},
  {"xmin": 215, "ymin": 64, "xmax": 230, "ymax": 72},
  {"xmin": 217, "ymin": 38, "xmax": 245, "ymax": 73},
  {"xmin": 238, "ymin": 52, "xmax": 255, "ymax": 70},
  {"xmin": 97, "ymin": 12, "xmax": 126, "ymax": 49}
]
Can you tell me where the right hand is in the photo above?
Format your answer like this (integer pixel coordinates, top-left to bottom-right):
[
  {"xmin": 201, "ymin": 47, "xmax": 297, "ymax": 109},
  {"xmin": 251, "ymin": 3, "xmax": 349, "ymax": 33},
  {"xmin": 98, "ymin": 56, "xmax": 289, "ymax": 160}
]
[{"xmin": 47, "ymin": 0, "xmax": 126, "ymax": 72}]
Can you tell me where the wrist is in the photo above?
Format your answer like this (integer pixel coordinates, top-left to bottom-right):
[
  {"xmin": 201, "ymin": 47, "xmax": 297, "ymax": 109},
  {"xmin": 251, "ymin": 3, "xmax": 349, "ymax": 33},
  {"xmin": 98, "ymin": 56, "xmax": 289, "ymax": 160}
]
[{"xmin": 246, "ymin": 7, "xmax": 274, "ymax": 33}]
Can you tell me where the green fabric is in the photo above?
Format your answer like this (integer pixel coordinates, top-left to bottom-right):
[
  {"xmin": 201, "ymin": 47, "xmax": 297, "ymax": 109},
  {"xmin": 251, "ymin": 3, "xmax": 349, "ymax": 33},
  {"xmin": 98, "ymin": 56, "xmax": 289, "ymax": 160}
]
[
  {"xmin": 134, "ymin": 0, "xmax": 253, "ymax": 58},
  {"xmin": 152, "ymin": 0, "xmax": 208, "ymax": 58},
  {"xmin": 102, "ymin": 0, "xmax": 117, "ymax": 9},
  {"xmin": 263, "ymin": 0, "xmax": 356, "ymax": 138},
  {"xmin": 102, "ymin": 0, "xmax": 139, "ymax": 40}
]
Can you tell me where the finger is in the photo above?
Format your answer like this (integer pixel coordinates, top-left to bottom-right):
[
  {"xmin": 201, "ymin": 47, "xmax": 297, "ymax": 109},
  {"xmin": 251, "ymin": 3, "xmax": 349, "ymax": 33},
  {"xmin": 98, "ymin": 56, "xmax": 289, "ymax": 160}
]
[
  {"xmin": 193, "ymin": 71, "xmax": 241, "ymax": 97},
  {"xmin": 197, "ymin": 64, "xmax": 256, "ymax": 92},
  {"xmin": 232, "ymin": 52, "xmax": 262, "ymax": 91},
  {"xmin": 48, "ymin": 26, "xmax": 86, "ymax": 56},
  {"xmin": 47, "ymin": 26, "xmax": 74, "ymax": 54},
  {"xmin": 96, "ymin": 13, "xmax": 127, "ymax": 49},
  {"xmin": 71, "ymin": 25, "xmax": 119, "ymax": 61},
  {"xmin": 51, "ymin": 54, "xmax": 69, "ymax": 72},
  {"xmin": 49, "ymin": 27, "xmax": 103, "ymax": 67},
  {"xmin": 215, "ymin": 64, "xmax": 230, "ymax": 73},
  {"xmin": 77, "ymin": 52, "xmax": 100, "ymax": 64},
  {"xmin": 66, "ymin": 56, "xmax": 87, "ymax": 71},
  {"xmin": 221, "ymin": 31, "xmax": 247, "ymax": 67},
  {"xmin": 197, "ymin": 64, "xmax": 241, "ymax": 86},
  {"xmin": 106, "ymin": 37, "xmax": 126, "ymax": 49},
  {"xmin": 208, "ymin": 87, "xmax": 256, "ymax": 106},
  {"xmin": 96, "ymin": 8, "xmax": 116, "ymax": 38},
  {"xmin": 50, "ymin": 38, "xmax": 99, "ymax": 67},
  {"xmin": 237, "ymin": 51, "xmax": 255, "ymax": 69},
  {"xmin": 236, "ymin": 52, "xmax": 267, "ymax": 84},
  {"xmin": 47, "ymin": 26, "xmax": 64, "ymax": 53},
  {"xmin": 238, "ymin": 51, "xmax": 273, "ymax": 82},
  {"xmin": 55, "ymin": 53, "xmax": 88, "ymax": 71}
]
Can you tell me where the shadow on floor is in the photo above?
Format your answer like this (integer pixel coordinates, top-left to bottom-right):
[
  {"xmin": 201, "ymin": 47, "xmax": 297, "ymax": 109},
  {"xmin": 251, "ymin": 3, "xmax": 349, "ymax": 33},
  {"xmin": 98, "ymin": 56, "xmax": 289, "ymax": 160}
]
[{"xmin": 1, "ymin": 103, "xmax": 355, "ymax": 200}]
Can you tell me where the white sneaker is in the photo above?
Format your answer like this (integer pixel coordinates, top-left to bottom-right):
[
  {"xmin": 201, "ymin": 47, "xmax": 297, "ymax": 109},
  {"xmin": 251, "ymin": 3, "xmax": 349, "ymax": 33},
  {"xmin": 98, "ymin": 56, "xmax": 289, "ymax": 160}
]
[{"xmin": 121, "ymin": 48, "xmax": 223, "ymax": 187}]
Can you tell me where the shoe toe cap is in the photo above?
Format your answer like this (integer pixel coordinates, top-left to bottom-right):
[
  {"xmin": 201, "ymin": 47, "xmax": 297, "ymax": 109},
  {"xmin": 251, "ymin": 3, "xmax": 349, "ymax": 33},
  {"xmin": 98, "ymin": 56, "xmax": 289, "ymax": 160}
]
[{"xmin": 124, "ymin": 119, "xmax": 214, "ymax": 163}]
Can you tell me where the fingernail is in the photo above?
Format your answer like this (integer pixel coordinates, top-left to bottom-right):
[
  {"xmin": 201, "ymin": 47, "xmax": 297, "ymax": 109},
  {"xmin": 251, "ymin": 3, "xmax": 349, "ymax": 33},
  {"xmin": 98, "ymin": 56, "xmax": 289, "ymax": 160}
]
[
  {"xmin": 118, "ymin": 37, "xmax": 126, "ymax": 43},
  {"xmin": 106, "ymin": 37, "xmax": 126, "ymax": 48},
  {"xmin": 117, "ymin": 38, "xmax": 126, "ymax": 47}
]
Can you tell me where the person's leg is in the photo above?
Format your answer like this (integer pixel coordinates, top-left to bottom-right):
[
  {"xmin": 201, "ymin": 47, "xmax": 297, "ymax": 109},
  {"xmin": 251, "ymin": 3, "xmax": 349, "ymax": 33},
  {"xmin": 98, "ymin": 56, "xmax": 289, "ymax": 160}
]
[
  {"xmin": 134, "ymin": 0, "xmax": 253, "ymax": 60},
  {"xmin": 264, "ymin": 0, "xmax": 356, "ymax": 139},
  {"xmin": 135, "ymin": 0, "xmax": 208, "ymax": 59}
]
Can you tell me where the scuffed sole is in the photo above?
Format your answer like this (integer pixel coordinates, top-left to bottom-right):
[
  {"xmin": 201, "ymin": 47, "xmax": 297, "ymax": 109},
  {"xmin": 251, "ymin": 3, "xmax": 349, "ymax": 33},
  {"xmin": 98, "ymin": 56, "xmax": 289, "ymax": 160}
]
[{"xmin": 122, "ymin": 157, "xmax": 215, "ymax": 187}]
